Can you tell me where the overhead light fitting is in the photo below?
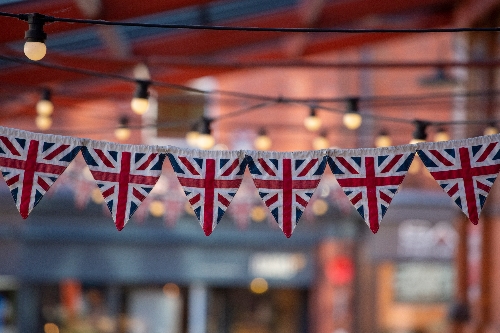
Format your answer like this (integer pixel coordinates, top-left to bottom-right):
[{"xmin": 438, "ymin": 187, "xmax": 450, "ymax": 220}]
[
  {"xmin": 343, "ymin": 98, "xmax": 362, "ymax": 130},
  {"xmin": 36, "ymin": 88, "xmax": 54, "ymax": 117},
  {"xmin": 410, "ymin": 120, "xmax": 429, "ymax": 144},
  {"xmin": 114, "ymin": 116, "xmax": 131, "ymax": 141},
  {"xmin": 197, "ymin": 117, "xmax": 215, "ymax": 150},
  {"xmin": 131, "ymin": 80, "xmax": 150, "ymax": 115},
  {"xmin": 434, "ymin": 127, "xmax": 450, "ymax": 142},
  {"xmin": 254, "ymin": 128, "xmax": 272, "ymax": 151},
  {"xmin": 312, "ymin": 131, "xmax": 330, "ymax": 150},
  {"xmin": 484, "ymin": 122, "xmax": 498, "ymax": 136},
  {"xmin": 375, "ymin": 129, "xmax": 392, "ymax": 147},
  {"xmin": 186, "ymin": 122, "xmax": 200, "ymax": 147},
  {"xmin": 24, "ymin": 13, "xmax": 48, "ymax": 61},
  {"xmin": 304, "ymin": 106, "xmax": 322, "ymax": 132}
]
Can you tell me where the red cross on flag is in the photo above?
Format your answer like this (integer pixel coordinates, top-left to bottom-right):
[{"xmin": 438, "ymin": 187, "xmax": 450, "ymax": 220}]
[
  {"xmin": 167, "ymin": 147, "xmax": 247, "ymax": 236},
  {"xmin": 417, "ymin": 136, "xmax": 500, "ymax": 225},
  {"xmin": 328, "ymin": 146, "xmax": 416, "ymax": 233},
  {"xmin": 82, "ymin": 141, "xmax": 166, "ymax": 231},
  {"xmin": 246, "ymin": 150, "xmax": 327, "ymax": 238},
  {"xmin": 0, "ymin": 127, "xmax": 81, "ymax": 218}
]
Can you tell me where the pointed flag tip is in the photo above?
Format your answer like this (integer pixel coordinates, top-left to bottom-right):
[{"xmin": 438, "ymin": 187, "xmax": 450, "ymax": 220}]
[
  {"xmin": 285, "ymin": 232, "xmax": 292, "ymax": 238},
  {"xmin": 21, "ymin": 213, "xmax": 29, "ymax": 219},
  {"xmin": 204, "ymin": 228, "xmax": 213, "ymax": 236},
  {"xmin": 370, "ymin": 226, "xmax": 379, "ymax": 234},
  {"xmin": 115, "ymin": 224, "xmax": 124, "ymax": 231},
  {"xmin": 470, "ymin": 218, "xmax": 479, "ymax": 225}
]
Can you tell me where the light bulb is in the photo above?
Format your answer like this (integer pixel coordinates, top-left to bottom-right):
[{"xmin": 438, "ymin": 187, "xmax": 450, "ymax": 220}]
[
  {"xmin": 35, "ymin": 115, "xmax": 52, "ymax": 130},
  {"xmin": 254, "ymin": 128, "xmax": 272, "ymax": 150},
  {"xmin": 131, "ymin": 80, "xmax": 150, "ymax": 115},
  {"xmin": 36, "ymin": 99, "xmax": 53, "ymax": 116},
  {"xmin": 484, "ymin": 124, "xmax": 498, "ymax": 136},
  {"xmin": 24, "ymin": 41, "xmax": 46, "ymax": 61},
  {"xmin": 375, "ymin": 130, "xmax": 392, "ymax": 147},
  {"xmin": 186, "ymin": 130, "xmax": 200, "ymax": 147},
  {"xmin": 115, "ymin": 116, "xmax": 131, "ymax": 141},
  {"xmin": 198, "ymin": 134, "xmax": 215, "ymax": 150},
  {"xmin": 434, "ymin": 128, "xmax": 450, "ymax": 142},
  {"xmin": 304, "ymin": 108, "xmax": 321, "ymax": 131},
  {"xmin": 131, "ymin": 97, "xmax": 149, "ymax": 115},
  {"xmin": 149, "ymin": 200, "xmax": 165, "ymax": 217},
  {"xmin": 114, "ymin": 127, "xmax": 131, "ymax": 141},
  {"xmin": 312, "ymin": 133, "xmax": 329, "ymax": 150},
  {"xmin": 24, "ymin": 14, "xmax": 48, "ymax": 61},
  {"xmin": 343, "ymin": 112, "xmax": 362, "ymax": 130}
]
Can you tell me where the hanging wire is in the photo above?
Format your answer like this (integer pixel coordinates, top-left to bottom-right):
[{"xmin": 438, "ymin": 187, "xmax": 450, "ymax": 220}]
[{"xmin": 3, "ymin": 12, "xmax": 500, "ymax": 33}]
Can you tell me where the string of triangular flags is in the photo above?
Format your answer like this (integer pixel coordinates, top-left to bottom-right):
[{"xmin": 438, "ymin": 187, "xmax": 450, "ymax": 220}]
[{"xmin": 0, "ymin": 125, "xmax": 499, "ymax": 238}]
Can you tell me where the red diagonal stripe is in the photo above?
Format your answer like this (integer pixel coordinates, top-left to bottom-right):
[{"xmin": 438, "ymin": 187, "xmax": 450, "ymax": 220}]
[
  {"xmin": 115, "ymin": 152, "xmax": 131, "ymax": 231},
  {"xmin": 0, "ymin": 157, "xmax": 25, "ymax": 170},
  {"xmin": 335, "ymin": 156, "xmax": 359, "ymax": 175},
  {"xmin": 20, "ymin": 140, "xmax": 39, "ymax": 218},
  {"xmin": 101, "ymin": 186, "xmax": 114, "ymax": 198},
  {"xmin": 258, "ymin": 158, "xmax": 277, "ymax": 176},
  {"xmin": 297, "ymin": 159, "xmax": 318, "ymax": 177},
  {"xmin": 221, "ymin": 159, "xmax": 240, "ymax": 177},
  {"xmin": 295, "ymin": 194, "xmax": 308, "ymax": 207},
  {"xmin": 380, "ymin": 154, "xmax": 403, "ymax": 173},
  {"xmin": 447, "ymin": 183, "xmax": 459, "ymax": 197},
  {"xmin": 43, "ymin": 144, "xmax": 70, "ymax": 161},
  {"xmin": 476, "ymin": 142, "xmax": 497, "ymax": 163},
  {"xmin": 429, "ymin": 150, "xmax": 454, "ymax": 167},
  {"xmin": 265, "ymin": 193, "xmax": 279, "ymax": 207},
  {"xmin": 132, "ymin": 187, "xmax": 146, "ymax": 202},
  {"xmin": 178, "ymin": 156, "xmax": 200, "ymax": 175},
  {"xmin": 37, "ymin": 176, "xmax": 51, "ymax": 192},
  {"xmin": 5, "ymin": 174, "xmax": 19, "ymax": 186},
  {"xmin": 218, "ymin": 193, "xmax": 231, "ymax": 207},
  {"xmin": 350, "ymin": 192, "xmax": 363, "ymax": 205},
  {"xmin": 0, "ymin": 136, "xmax": 21, "ymax": 156},
  {"xmin": 379, "ymin": 190, "xmax": 393, "ymax": 204},
  {"xmin": 136, "ymin": 153, "xmax": 157, "ymax": 171},
  {"xmin": 189, "ymin": 193, "xmax": 201, "ymax": 205},
  {"xmin": 95, "ymin": 149, "xmax": 115, "ymax": 168},
  {"xmin": 475, "ymin": 180, "xmax": 491, "ymax": 193}
]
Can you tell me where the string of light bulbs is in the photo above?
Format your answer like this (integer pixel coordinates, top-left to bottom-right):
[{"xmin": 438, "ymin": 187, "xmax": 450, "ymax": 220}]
[{"xmin": 1, "ymin": 11, "xmax": 500, "ymax": 62}]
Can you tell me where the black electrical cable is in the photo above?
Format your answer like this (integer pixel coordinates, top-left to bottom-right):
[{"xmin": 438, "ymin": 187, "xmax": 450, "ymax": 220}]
[{"xmin": 3, "ymin": 12, "xmax": 500, "ymax": 34}]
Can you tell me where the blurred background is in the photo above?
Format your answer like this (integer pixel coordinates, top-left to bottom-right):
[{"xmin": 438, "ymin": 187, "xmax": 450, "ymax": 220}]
[{"xmin": 0, "ymin": 0, "xmax": 498, "ymax": 332}]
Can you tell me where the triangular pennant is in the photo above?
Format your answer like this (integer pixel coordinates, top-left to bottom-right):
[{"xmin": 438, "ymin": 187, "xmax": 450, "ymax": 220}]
[
  {"xmin": 246, "ymin": 150, "xmax": 327, "ymax": 238},
  {"xmin": 0, "ymin": 126, "xmax": 81, "ymax": 218},
  {"xmin": 417, "ymin": 136, "xmax": 500, "ymax": 225},
  {"xmin": 81, "ymin": 141, "xmax": 166, "ymax": 230},
  {"xmin": 167, "ymin": 147, "xmax": 246, "ymax": 236},
  {"xmin": 328, "ymin": 145, "xmax": 416, "ymax": 233}
]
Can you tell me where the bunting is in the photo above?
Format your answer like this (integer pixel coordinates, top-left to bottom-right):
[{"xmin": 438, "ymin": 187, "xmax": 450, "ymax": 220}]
[
  {"xmin": 167, "ymin": 147, "xmax": 247, "ymax": 236},
  {"xmin": 328, "ymin": 146, "xmax": 416, "ymax": 233},
  {"xmin": 246, "ymin": 150, "xmax": 327, "ymax": 238},
  {"xmin": 0, "ymin": 125, "xmax": 499, "ymax": 236},
  {"xmin": 0, "ymin": 127, "xmax": 81, "ymax": 218},
  {"xmin": 81, "ymin": 141, "xmax": 166, "ymax": 231},
  {"xmin": 417, "ymin": 136, "xmax": 500, "ymax": 225}
]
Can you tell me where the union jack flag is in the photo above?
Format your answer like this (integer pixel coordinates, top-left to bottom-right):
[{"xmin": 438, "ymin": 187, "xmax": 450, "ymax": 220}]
[
  {"xmin": 417, "ymin": 139, "xmax": 500, "ymax": 224},
  {"xmin": 0, "ymin": 128, "xmax": 81, "ymax": 218},
  {"xmin": 246, "ymin": 151, "xmax": 327, "ymax": 238},
  {"xmin": 328, "ymin": 147, "xmax": 415, "ymax": 233},
  {"xmin": 82, "ymin": 142, "xmax": 166, "ymax": 230},
  {"xmin": 167, "ymin": 148, "xmax": 247, "ymax": 236}
]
